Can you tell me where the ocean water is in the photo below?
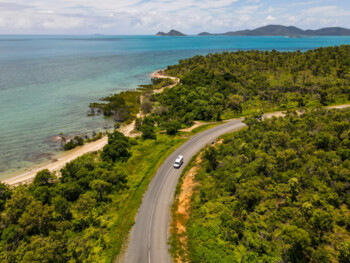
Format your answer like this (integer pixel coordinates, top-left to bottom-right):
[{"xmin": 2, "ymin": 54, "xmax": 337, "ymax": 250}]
[{"xmin": 1, "ymin": 35, "xmax": 350, "ymax": 179}]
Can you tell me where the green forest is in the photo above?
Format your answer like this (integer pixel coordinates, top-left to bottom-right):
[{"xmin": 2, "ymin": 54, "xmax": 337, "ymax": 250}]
[
  {"xmin": 147, "ymin": 46, "xmax": 350, "ymax": 129},
  {"xmin": 0, "ymin": 131, "xmax": 186, "ymax": 262},
  {"xmin": 183, "ymin": 109, "xmax": 350, "ymax": 263}
]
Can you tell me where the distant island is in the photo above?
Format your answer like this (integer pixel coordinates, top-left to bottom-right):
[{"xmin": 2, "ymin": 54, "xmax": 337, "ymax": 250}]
[
  {"xmin": 156, "ymin": 25, "xmax": 350, "ymax": 37},
  {"xmin": 198, "ymin": 25, "xmax": 350, "ymax": 36},
  {"xmin": 155, "ymin": 30, "xmax": 186, "ymax": 36}
]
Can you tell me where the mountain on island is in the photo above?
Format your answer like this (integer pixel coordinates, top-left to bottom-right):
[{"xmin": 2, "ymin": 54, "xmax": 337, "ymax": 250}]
[
  {"xmin": 156, "ymin": 30, "xmax": 187, "ymax": 36},
  {"xmin": 198, "ymin": 25, "xmax": 350, "ymax": 36}
]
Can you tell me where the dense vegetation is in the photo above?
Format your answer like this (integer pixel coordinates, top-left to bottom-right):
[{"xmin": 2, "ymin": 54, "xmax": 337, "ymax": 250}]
[
  {"xmin": 89, "ymin": 90, "xmax": 140, "ymax": 123},
  {"xmin": 0, "ymin": 131, "xmax": 186, "ymax": 262},
  {"xmin": 148, "ymin": 46, "xmax": 350, "ymax": 128},
  {"xmin": 182, "ymin": 109, "xmax": 350, "ymax": 263},
  {"xmin": 62, "ymin": 135, "xmax": 85, "ymax": 151}
]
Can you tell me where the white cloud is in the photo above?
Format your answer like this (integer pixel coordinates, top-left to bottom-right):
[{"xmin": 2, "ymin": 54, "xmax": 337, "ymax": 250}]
[
  {"xmin": 0, "ymin": 1, "xmax": 349, "ymax": 34},
  {"xmin": 287, "ymin": 16, "xmax": 297, "ymax": 23},
  {"xmin": 0, "ymin": 0, "xmax": 242, "ymax": 33},
  {"xmin": 266, "ymin": 15, "xmax": 276, "ymax": 21}
]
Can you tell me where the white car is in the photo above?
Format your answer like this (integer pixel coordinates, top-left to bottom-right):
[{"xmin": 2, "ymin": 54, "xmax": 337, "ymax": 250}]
[{"xmin": 174, "ymin": 155, "xmax": 184, "ymax": 169}]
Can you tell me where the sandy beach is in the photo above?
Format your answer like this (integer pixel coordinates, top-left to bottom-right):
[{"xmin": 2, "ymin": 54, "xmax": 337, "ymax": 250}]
[
  {"xmin": 3, "ymin": 118, "xmax": 141, "ymax": 186},
  {"xmin": 3, "ymin": 137, "xmax": 108, "ymax": 186}
]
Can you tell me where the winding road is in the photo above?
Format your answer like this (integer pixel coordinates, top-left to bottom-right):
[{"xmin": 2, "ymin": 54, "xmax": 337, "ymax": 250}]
[
  {"xmin": 122, "ymin": 105, "xmax": 350, "ymax": 263},
  {"xmin": 123, "ymin": 118, "xmax": 246, "ymax": 263}
]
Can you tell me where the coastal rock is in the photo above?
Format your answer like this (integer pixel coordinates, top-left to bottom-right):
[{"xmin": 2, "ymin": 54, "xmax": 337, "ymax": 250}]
[{"xmin": 50, "ymin": 135, "xmax": 62, "ymax": 143}]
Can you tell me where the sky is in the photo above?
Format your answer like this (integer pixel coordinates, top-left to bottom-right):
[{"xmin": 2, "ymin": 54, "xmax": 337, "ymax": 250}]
[{"xmin": 0, "ymin": 0, "xmax": 349, "ymax": 34}]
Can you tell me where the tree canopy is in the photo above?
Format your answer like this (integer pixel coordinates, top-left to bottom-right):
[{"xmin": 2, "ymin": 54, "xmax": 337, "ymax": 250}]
[
  {"xmin": 148, "ymin": 46, "xmax": 350, "ymax": 128},
  {"xmin": 0, "ymin": 131, "xmax": 130, "ymax": 262},
  {"xmin": 185, "ymin": 109, "xmax": 350, "ymax": 263}
]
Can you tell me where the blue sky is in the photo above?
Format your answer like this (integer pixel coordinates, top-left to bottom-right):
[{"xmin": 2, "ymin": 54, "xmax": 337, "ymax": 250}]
[{"xmin": 0, "ymin": 0, "xmax": 349, "ymax": 34}]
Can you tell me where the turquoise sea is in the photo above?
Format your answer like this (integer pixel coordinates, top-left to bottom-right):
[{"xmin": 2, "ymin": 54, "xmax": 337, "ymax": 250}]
[{"xmin": 1, "ymin": 35, "xmax": 350, "ymax": 179}]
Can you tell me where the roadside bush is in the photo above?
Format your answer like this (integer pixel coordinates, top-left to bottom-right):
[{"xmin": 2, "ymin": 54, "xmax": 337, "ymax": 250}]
[
  {"xmin": 101, "ymin": 131, "xmax": 131, "ymax": 162},
  {"xmin": 165, "ymin": 120, "xmax": 181, "ymax": 135},
  {"xmin": 141, "ymin": 124, "xmax": 156, "ymax": 140}
]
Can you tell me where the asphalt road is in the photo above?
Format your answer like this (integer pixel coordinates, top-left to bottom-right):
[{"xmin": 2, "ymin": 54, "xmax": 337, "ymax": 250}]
[{"xmin": 123, "ymin": 118, "xmax": 246, "ymax": 263}]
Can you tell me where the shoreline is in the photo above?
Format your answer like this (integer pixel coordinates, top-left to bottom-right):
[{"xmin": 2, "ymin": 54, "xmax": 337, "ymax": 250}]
[
  {"xmin": 3, "ymin": 136, "xmax": 108, "ymax": 186},
  {"xmin": 3, "ymin": 119, "xmax": 141, "ymax": 186},
  {"xmin": 3, "ymin": 99, "xmax": 350, "ymax": 186},
  {"xmin": 3, "ymin": 97, "xmax": 350, "ymax": 186},
  {"xmin": 2, "ymin": 69, "xmax": 171, "ymax": 186}
]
